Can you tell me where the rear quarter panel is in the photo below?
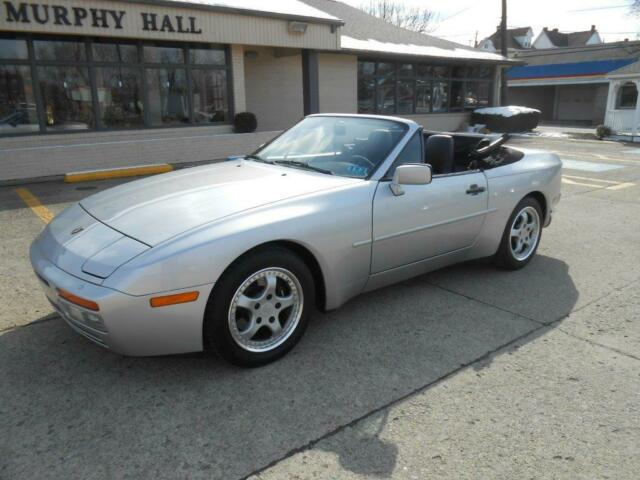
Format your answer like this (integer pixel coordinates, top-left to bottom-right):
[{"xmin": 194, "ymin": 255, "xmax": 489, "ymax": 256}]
[{"xmin": 472, "ymin": 148, "xmax": 562, "ymax": 257}]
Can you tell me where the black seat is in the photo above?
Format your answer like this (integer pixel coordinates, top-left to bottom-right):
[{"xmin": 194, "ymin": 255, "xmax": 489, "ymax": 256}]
[
  {"xmin": 364, "ymin": 129, "xmax": 393, "ymax": 162},
  {"xmin": 425, "ymin": 134, "xmax": 454, "ymax": 175}
]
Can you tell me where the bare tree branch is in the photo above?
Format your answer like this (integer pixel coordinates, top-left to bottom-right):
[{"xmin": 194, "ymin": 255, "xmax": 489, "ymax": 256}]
[
  {"xmin": 359, "ymin": 0, "xmax": 439, "ymax": 34},
  {"xmin": 632, "ymin": 0, "xmax": 640, "ymax": 16}
]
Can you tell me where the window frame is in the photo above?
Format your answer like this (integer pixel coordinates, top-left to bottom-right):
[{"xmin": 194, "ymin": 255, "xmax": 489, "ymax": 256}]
[
  {"xmin": 0, "ymin": 34, "xmax": 233, "ymax": 137},
  {"xmin": 616, "ymin": 82, "xmax": 638, "ymax": 110}
]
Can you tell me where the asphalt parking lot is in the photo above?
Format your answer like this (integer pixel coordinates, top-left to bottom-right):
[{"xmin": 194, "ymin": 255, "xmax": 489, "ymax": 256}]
[{"xmin": 1, "ymin": 135, "xmax": 639, "ymax": 479}]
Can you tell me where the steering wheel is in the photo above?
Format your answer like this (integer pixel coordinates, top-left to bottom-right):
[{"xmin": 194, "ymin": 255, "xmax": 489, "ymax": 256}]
[
  {"xmin": 349, "ymin": 154, "xmax": 376, "ymax": 169},
  {"xmin": 470, "ymin": 134, "xmax": 509, "ymax": 160}
]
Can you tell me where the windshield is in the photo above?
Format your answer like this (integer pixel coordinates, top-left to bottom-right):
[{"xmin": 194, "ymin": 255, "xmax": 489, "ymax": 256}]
[{"xmin": 251, "ymin": 116, "xmax": 409, "ymax": 178}]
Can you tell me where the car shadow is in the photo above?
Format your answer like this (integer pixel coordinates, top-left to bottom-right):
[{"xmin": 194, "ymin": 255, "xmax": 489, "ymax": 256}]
[{"xmin": 0, "ymin": 255, "xmax": 577, "ymax": 480}]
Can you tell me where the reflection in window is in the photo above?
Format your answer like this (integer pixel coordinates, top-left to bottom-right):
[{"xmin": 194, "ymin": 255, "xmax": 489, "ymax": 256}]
[
  {"xmin": 38, "ymin": 66, "xmax": 93, "ymax": 131},
  {"xmin": 376, "ymin": 77, "xmax": 395, "ymax": 114},
  {"xmin": 191, "ymin": 69, "xmax": 228, "ymax": 123},
  {"xmin": 189, "ymin": 47, "xmax": 226, "ymax": 65},
  {"xmin": 0, "ymin": 65, "xmax": 38, "ymax": 135},
  {"xmin": 0, "ymin": 38, "xmax": 29, "ymax": 60},
  {"xmin": 397, "ymin": 79, "xmax": 415, "ymax": 114},
  {"xmin": 464, "ymin": 81, "xmax": 491, "ymax": 110},
  {"xmin": 416, "ymin": 79, "xmax": 431, "ymax": 114},
  {"xmin": 450, "ymin": 80, "xmax": 464, "ymax": 111},
  {"xmin": 93, "ymin": 43, "xmax": 138, "ymax": 63},
  {"xmin": 432, "ymin": 81, "xmax": 449, "ymax": 112},
  {"xmin": 95, "ymin": 67, "xmax": 144, "ymax": 128},
  {"xmin": 146, "ymin": 69, "xmax": 188, "ymax": 125},
  {"xmin": 617, "ymin": 82, "xmax": 638, "ymax": 109},
  {"xmin": 357, "ymin": 77, "xmax": 375, "ymax": 113},
  {"xmin": 144, "ymin": 46, "xmax": 184, "ymax": 64},
  {"xmin": 34, "ymin": 40, "xmax": 86, "ymax": 62}
]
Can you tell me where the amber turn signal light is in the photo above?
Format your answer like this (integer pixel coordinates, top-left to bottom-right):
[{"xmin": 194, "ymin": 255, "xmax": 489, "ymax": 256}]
[
  {"xmin": 57, "ymin": 288, "xmax": 100, "ymax": 311},
  {"xmin": 150, "ymin": 291, "xmax": 199, "ymax": 308}
]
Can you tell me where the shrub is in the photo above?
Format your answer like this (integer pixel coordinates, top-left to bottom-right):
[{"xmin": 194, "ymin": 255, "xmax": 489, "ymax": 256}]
[
  {"xmin": 471, "ymin": 106, "xmax": 541, "ymax": 133},
  {"xmin": 233, "ymin": 112, "xmax": 257, "ymax": 133},
  {"xmin": 595, "ymin": 124, "xmax": 612, "ymax": 139}
]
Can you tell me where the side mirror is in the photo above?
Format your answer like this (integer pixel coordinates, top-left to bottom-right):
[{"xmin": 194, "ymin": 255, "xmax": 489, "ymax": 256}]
[{"xmin": 390, "ymin": 164, "xmax": 432, "ymax": 196}]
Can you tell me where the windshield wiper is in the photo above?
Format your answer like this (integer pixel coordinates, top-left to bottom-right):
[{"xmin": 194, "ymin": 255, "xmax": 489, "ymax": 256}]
[
  {"xmin": 244, "ymin": 154, "xmax": 273, "ymax": 164},
  {"xmin": 273, "ymin": 160, "xmax": 333, "ymax": 175}
]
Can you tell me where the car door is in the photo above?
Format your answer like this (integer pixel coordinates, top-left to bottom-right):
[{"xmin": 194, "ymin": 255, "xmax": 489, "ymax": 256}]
[{"xmin": 371, "ymin": 136, "xmax": 488, "ymax": 274}]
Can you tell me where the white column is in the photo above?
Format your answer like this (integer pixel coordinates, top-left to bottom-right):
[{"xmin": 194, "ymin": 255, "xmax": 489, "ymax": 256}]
[{"xmin": 633, "ymin": 80, "xmax": 640, "ymax": 137}]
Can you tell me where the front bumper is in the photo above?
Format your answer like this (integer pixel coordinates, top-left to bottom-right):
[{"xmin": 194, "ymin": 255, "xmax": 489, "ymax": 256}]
[{"xmin": 30, "ymin": 241, "xmax": 214, "ymax": 356}]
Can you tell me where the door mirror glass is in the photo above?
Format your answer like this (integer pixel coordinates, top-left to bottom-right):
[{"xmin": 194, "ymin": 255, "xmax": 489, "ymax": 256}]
[{"xmin": 390, "ymin": 163, "xmax": 432, "ymax": 196}]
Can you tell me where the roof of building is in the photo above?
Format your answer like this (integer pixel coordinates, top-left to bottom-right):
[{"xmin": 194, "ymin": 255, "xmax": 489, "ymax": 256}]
[
  {"xmin": 507, "ymin": 41, "xmax": 640, "ymax": 81},
  {"xmin": 142, "ymin": 0, "xmax": 343, "ymax": 25},
  {"xmin": 539, "ymin": 27, "xmax": 597, "ymax": 47},
  {"xmin": 608, "ymin": 60, "xmax": 640, "ymax": 77},
  {"xmin": 484, "ymin": 27, "xmax": 532, "ymax": 50},
  {"xmin": 301, "ymin": 0, "xmax": 510, "ymax": 63}
]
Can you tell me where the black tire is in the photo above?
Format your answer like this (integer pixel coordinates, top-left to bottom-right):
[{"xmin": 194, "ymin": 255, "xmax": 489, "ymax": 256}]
[
  {"xmin": 494, "ymin": 196, "xmax": 543, "ymax": 270},
  {"xmin": 203, "ymin": 247, "xmax": 315, "ymax": 367}
]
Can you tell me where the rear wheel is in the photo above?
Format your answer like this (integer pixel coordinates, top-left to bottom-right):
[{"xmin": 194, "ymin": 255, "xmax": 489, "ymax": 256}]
[
  {"xmin": 494, "ymin": 196, "xmax": 543, "ymax": 270},
  {"xmin": 204, "ymin": 247, "xmax": 314, "ymax": 367}
]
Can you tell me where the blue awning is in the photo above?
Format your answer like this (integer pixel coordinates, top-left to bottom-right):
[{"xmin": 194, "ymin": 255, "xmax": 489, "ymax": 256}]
[{"xmin": 507, "ymin": 59, "xmax": 636, "ymax": 80}]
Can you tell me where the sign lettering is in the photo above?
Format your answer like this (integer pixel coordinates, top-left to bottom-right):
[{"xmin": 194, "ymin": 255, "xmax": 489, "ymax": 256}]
[{"xmin": 3, "ymin": 1, "xmax": 202, "ymax": 34}]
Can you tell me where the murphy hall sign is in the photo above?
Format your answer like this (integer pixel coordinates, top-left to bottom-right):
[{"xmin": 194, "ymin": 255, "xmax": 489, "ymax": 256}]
[{"xmin": 3, "ymin": 1, "xmax": 202, "ymax": 34}]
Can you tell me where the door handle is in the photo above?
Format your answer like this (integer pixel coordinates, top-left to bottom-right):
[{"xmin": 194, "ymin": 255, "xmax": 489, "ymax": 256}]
[{"xmin": 466, "ymin": 184, "xmax": 486, "ymax": 195}]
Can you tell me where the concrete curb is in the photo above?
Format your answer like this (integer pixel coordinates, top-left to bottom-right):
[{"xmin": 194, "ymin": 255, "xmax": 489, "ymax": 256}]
[{"xmin": 64, "ymin": 164, "xmax": 173, "ymax": 183}]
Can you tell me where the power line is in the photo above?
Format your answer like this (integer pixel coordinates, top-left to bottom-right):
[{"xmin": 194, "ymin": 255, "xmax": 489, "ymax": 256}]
[{"xmin": 568, "ymin": 4, "xmax": 630, "ymax": 12}]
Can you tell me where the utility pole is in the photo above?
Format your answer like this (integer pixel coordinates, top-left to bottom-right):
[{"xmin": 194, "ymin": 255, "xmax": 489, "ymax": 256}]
[{"xmin": 500, "ymin": 0, "xmax": 508, "ymax": 105}]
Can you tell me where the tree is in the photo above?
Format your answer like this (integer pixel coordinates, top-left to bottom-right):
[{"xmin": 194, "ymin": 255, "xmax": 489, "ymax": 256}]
[
  {"xmin": 359, "ymin": 0, "xmax": 438, "ymax": 33},
  {"xmin": 632, "ymin": 0, "xmax": 640, "ymax": 15}
]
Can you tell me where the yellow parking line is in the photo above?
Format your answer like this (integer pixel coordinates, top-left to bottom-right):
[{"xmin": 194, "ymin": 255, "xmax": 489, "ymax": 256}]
[
  {"xmin": 607, "ymin": 182, "xmax": 636, "ymax": 191},
  {"xmin": 562, "ymin": 174, "xmax": 620, "ymax": 184},
  {"xmin": 14, "ymin": 187, "xmax": 54, "ymax": 224}
]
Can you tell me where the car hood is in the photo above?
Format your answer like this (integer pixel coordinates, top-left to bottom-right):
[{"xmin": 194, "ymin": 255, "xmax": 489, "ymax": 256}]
[{"xmin": 80, "ymin": 160, "xmax": 359, "ymax": 246}]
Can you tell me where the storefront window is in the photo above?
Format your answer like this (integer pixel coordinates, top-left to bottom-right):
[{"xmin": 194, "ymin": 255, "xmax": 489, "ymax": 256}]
[
  {"xmin": 432, "ymin": 81, "xmax": 449, "ymax": 112},
  {"xmin": 376, "ymin": 77, "xmax": 395, "ymax": 114},
  {"xmin": 146, "ymin": 68, "xmax": 188, "ymax": 125},
  {"xmin": 357, "ymin": 77, "xmax": 375, "ymax": 114},
  {"xmin": 38, "ymin": 66, "xmax": 94, "ymax": 131},
  {"xmin": 189, "ymin": 47, "xmax": 226, "ymax": 65},
  {"xmin": 357, "ymin": 59, "xmax": 492, "ymax": 115},
  {"xmin": 191, "ymin": 69, "xmax": 228, "ymax": 123},
  {"xmin": 144, "ymin": 46, "xmax": 184, "ymax": 64},
  {"xmin": 415, "ymin": 78, "xmax": 431, "ymax": 114},
  {"xmin": 0, "ymin": 65, "xmax": 38, "ymax": 134},
  {"xmin": 450, "ymin": 80, "xmax": 465, "ymax": 111},
  {"xmin": 94, "ymin": 67, "xmax": 144, "ymax": 128},
  {"xmin": 397, "ymin": 79, "xmax": 415, "ymax": 114},
  {"xmin": 93, "ymin": 42, "xmax": 138, "ymax": 63},
  {"xmin": 0, "ymin": 35, "xmax": 232, "ymax": 135},
  {"xmin": 34, "ymin": 40, "xmax": 86, "ymax": 62},
  {"xmin": 0, "ymin": 38, "xmax": 28, "ymax": 60}
]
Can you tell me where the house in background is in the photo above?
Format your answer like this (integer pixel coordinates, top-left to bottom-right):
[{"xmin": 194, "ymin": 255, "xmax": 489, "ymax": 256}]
[
  {"xmin": 533, "ymin": 26, "xmax": 602, "ymax": 49},
  {"xmin": 478, "ymin": 27, "xmax": 534, "ymax": 54},
  {"xmin": 604, "ymin": 61, "xmax": 640, "ymax": 136},
  {"xmin": 506, "ymin": 41, "xmax": 640, "ymax": 126}
]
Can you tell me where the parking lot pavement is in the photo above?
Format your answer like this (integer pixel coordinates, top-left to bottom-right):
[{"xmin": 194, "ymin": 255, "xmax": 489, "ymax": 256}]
[{"xmin": 1, "ymin": 136, "xmax": 639, "ymax": 479}]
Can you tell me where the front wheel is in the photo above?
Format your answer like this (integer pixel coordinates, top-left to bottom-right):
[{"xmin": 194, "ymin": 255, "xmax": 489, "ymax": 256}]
[
  {"xmin": 494, "ymin": 196, "xmax": 543, "ymax": 270},
  {"xmin": 204, "ymin": 247, "xmax": 315, "ymax": 367}
]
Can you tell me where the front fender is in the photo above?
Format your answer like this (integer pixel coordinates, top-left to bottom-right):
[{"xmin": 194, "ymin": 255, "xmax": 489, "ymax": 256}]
[{"xmin": 103, "ymin": 181, "xmax": 377, "ymax": 309}]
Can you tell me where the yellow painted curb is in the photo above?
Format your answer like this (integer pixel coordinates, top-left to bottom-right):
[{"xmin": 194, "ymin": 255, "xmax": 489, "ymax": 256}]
[{"xmin": 64, "ymin": 164, "xmax": 173, "ymax": 183}]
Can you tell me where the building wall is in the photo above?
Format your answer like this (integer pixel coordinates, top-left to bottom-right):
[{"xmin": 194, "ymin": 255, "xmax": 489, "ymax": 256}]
[
  {"xmin": 404, "ymin": 113, "xmax": 470, "ymax": 132},
  {"xmin": 244, "ymin": 47, "xmax": 304, "ymax": 131},
  {"xmin": 0, "ymin": 127, "xmax": 279, "ymax": 181},
  {"xmin": 317, "ymin": 53, "xmax": 358, "ymax": 113},
  {"xmin": 508, "ymin": 86, "xmax": 556, "ymax": 121}
]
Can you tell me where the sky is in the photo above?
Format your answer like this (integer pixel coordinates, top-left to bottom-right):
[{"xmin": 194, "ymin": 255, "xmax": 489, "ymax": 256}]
[{"xmin": 340, "ymin": 0, "xmax": 639, "ymax": 47}]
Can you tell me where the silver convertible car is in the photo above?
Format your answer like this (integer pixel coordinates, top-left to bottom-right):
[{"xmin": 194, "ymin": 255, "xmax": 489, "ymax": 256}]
[{"xmin": 31, "ymin": 114, "xmax": 561, "ymax": 366}]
